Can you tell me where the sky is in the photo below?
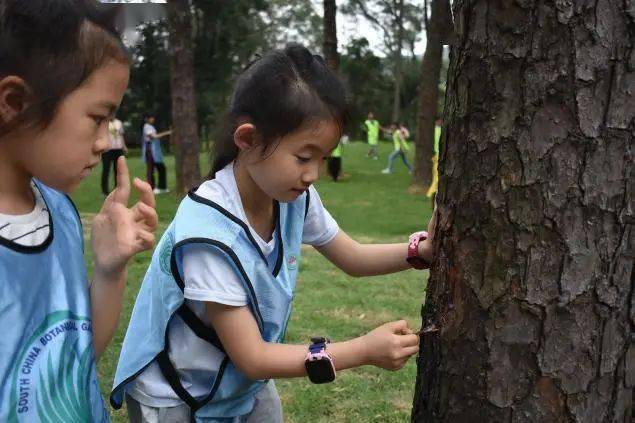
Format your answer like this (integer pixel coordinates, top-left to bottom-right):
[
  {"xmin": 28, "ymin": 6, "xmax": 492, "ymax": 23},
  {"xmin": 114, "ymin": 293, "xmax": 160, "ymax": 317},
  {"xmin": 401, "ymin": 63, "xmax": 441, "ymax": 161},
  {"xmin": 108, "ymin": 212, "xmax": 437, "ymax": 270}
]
[{"xmin": 102, "ymin": 0, "xmax": 428, "ymax": 57}]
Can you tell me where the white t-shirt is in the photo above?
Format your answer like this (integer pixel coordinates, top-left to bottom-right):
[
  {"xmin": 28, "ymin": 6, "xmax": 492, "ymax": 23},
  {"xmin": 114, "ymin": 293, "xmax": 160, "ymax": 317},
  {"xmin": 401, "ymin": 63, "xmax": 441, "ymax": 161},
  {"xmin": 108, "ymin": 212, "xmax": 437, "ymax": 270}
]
[
  {"xmin": 108, "ymin": 119, "xmax": 125, "ymax": 150},
  {"xmin": 142, "ymin": 123, "xmax": 157, "ymax": 143},
  {"xmin": 128, "ymin": 162, "xmax": 339, "ymax": 407},
  {"xmin": 0, "ymin": 182, "xmax": 51, "ymax": 247}
]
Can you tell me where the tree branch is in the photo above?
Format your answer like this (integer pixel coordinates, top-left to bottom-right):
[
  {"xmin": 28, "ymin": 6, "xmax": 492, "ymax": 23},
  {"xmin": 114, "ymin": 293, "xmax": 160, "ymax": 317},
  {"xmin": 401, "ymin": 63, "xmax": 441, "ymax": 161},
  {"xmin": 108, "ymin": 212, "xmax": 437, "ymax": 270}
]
[{"xmin": 349, "ymin": 0, "xmax": 393, "ymax": 47}]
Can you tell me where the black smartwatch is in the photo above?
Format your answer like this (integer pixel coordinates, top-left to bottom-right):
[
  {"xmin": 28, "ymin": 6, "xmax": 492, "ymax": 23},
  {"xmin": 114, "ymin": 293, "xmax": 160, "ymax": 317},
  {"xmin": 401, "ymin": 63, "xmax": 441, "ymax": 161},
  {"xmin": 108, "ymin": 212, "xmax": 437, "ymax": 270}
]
[{"xmin": 304, "ymin": 337, "xmax": 336, "ymax": 384}]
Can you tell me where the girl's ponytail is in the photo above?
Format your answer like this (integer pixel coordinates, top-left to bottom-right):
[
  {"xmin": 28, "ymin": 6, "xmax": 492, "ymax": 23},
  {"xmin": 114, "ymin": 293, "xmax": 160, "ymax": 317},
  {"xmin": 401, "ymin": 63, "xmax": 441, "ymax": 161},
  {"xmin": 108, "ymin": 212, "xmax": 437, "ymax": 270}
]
[
  {"xmin": 208, "ymin": 43, "xmax": 349, "ymax": 179},
  {"xmin": 209, "ymin": 114, "xmax": 239, "ymax": 178}
]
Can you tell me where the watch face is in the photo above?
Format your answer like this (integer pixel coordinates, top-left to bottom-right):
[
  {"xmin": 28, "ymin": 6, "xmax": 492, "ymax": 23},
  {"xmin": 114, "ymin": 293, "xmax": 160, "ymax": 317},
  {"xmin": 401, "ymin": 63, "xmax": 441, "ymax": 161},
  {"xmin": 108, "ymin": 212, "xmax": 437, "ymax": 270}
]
[{"xmin": 305, "ymin": 358, "xmax": 336, "ymax": 384}]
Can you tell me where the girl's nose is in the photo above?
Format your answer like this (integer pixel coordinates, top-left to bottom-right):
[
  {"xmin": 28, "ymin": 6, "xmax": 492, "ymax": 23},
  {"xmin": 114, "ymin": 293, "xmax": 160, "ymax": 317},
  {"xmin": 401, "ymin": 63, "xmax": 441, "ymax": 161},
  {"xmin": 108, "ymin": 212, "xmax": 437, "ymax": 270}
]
[
  {"xmin": 94, "ymin": 122, "xmax": 111, "ymax": 153},
  {"xmin": 302, "ymin": 163, "xmax": 320, "ymax": 184},
  {"xmin": 94, "ymin": 134, "xmax": 109, "ymax": 154}
]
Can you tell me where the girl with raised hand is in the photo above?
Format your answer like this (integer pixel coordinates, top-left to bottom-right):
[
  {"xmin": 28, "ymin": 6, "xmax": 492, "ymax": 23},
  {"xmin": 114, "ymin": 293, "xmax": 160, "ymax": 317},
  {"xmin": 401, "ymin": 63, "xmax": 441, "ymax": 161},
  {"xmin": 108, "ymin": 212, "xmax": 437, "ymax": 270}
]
[{"xmin": 0, "ymin": 1, "xmax": 158, "ymax": 421}]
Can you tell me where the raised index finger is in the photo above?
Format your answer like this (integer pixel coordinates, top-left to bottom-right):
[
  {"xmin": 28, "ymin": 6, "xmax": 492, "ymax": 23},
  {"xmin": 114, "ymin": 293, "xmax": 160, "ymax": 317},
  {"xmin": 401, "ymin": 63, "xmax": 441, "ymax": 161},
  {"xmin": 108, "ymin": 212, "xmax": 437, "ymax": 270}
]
[{"xmin": 112, "ymin": 156, "xmax": 131, "ymax": 205}]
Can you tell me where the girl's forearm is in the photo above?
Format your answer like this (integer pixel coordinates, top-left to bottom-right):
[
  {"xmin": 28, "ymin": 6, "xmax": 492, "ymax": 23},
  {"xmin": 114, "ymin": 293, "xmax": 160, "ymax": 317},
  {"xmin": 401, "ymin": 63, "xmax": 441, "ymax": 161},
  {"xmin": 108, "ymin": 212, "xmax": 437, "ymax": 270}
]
[
  {"xmin": 319, "ymin": 235, "xmax": 411, "ymax": 277},
  {"xmin": 347, "ymin": 242, "xmax": 411, "ymax": 276},
  {"xmin": 245, "ymin": 336, "xmax": 370, "ymax": 380},
  {"xmin": 89, "ymin": 266, "xmax": 126, "ymax": 360}
]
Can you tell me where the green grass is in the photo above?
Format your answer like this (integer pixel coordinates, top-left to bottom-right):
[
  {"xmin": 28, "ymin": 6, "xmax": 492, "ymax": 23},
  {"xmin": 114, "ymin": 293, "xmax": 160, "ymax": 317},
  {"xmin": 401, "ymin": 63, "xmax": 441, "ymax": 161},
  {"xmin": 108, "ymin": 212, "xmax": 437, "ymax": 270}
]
[{"xmin": 72, "ymin": 141, "xmax": 432, "ymax": 422}]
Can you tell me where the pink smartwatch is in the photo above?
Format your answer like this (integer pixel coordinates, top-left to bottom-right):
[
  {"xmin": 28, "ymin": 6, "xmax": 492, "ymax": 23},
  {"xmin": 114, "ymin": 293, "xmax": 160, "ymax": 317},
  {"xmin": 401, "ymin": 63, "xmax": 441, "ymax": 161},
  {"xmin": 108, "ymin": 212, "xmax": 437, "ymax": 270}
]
[
  {"xmin": 406, "ymin": 231, "xmax": 430, "ymax": 270},
  {"xmin": 305, "ymin": 337, "xmax": 336, "ymax": 384}
]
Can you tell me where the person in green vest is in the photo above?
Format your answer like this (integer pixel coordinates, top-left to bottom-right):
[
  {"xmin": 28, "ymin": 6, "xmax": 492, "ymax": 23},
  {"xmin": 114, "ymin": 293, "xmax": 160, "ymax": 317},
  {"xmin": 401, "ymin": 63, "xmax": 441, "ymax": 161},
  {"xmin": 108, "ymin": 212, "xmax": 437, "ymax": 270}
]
[
  {"xmin": 364, "ymin": 112, "xmax": 381, "ymax": 159},
  {"xmin": 327, "ymin": 134, "xmax": 344, "ymax": 181},
  {"xmin": 382, "ymin": 122, "xmax": 413, "ymax": 174},
  {"xmin": 425, "ymin": 118, "xmax": 442, "ymax": 204}
]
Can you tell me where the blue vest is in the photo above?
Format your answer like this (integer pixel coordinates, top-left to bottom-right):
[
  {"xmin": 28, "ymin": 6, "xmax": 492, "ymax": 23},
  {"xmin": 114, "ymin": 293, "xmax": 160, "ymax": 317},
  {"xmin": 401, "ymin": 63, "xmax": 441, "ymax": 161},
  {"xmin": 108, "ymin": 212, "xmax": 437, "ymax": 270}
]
[
  {"xmin": 141, "ymin": 138, "xmax": 164, "ymax": 163},
  {"xmin": 111, "ymin": 188, "xmax": 309, "ymax": 421},
  {"xmin": 0, "ymin": 181, "xmax": 110, "ymax": 423}
]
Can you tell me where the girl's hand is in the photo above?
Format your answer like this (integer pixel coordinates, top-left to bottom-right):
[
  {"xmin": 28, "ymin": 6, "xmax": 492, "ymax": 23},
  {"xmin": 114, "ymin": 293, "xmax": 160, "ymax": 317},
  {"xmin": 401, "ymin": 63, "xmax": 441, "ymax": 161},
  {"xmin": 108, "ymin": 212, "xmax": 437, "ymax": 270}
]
[
  {"xmin": 361, "ymin": 320, "xmax": 420, "ymax": 370},
  {"xmin": 418, "ymin": 204, "xmax": 438, "ymax": 263},
  {"xmin": 91, "ymin": 157, "xmax": 158, "ymax": 277}
]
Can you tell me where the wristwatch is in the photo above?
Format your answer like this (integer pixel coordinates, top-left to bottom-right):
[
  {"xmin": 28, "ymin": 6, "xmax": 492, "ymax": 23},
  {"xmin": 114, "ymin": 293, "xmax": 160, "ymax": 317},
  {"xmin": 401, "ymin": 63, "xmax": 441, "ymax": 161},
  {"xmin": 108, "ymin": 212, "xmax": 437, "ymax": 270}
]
[
  {"xmin": 305, "ymin": 337, "xmax": 336, "ymax": 384},
  {"xmin": 406, "ymin": 231, "xmax": 430, "ymax": 270}
]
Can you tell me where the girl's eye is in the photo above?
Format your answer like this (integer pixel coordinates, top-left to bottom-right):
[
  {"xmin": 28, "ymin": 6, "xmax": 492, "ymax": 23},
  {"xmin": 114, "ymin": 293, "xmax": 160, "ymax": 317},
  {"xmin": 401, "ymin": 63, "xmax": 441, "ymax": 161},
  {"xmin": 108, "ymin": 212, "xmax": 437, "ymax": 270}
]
[
  {"xmin": 296, "ymin": 155, "xmax": 311, "ymax": 163},
  {"xmin": 92, "ymin": 116, "xmax": 107, "ymax": 126}
]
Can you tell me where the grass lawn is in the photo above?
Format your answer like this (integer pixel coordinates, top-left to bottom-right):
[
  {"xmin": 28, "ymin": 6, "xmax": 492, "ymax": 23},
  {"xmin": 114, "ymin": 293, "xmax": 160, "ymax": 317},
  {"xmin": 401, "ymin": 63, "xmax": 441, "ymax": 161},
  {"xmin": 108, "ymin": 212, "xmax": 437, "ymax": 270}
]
[{"xmin": 72, "ymin": 141, "xmax": 432, "ymax": 422}]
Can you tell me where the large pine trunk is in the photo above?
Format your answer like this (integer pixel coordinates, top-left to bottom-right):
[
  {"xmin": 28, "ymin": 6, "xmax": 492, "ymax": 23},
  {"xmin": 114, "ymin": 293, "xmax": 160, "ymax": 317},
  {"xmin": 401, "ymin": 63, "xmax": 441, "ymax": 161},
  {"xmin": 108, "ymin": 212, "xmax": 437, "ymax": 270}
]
[
  {"xmin": 323, "ymin": 0, "xmax": 339, "ymax": 71},
  {"xmin": 412, "ymin": 0, "xmax": 452, "ymax": 189},
  {"xmin": 167, "ymin": 0, "xmax": 201, "ymax": 194},
  {"xmin": 412, "ymin": 1, "xmax": 634, "ymax": 421}
]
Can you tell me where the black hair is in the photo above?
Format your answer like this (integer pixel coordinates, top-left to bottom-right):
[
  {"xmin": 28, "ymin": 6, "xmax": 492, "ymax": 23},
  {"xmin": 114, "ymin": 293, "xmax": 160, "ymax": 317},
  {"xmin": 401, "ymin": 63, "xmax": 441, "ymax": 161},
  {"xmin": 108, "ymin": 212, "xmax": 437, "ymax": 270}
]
[
  {"xmin": 210, "ymin": 43, "xmax": 349, "ymax": 177},
  {"xmin": 0, "ymin": 0, "xmax": 129, "ymax": 134}
]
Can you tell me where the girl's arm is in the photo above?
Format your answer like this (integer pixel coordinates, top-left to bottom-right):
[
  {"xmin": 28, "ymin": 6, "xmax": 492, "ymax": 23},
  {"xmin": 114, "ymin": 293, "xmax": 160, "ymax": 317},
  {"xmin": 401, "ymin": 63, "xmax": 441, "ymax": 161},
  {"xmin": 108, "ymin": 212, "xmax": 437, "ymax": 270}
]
[
  {"xmin": 90, "ymin": 267, "xmax": 127, "ymax": 359},
  {"xmin": 316, "ymin": 209, "xmax": 437, "ymax": 277},
  {"xmin": 205, "ymin": 302, "xmax": 419, "ymax": 381},
  {"xmin": 155, "ymin": 129, "xmax": 172, "ymax": 139},
  {"xmin": 316, "ymin": 231, "xmax": 410, "ymax": 277},
  {"xmin": 90, "ymin": 157, "xmax": 158, "ymax": 359}
]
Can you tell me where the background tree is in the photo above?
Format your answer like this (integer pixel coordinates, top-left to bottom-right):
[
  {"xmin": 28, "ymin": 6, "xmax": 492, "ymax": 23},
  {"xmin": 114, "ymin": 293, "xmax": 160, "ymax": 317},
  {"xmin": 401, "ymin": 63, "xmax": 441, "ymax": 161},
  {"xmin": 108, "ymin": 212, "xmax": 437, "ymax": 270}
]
[
  {"xmin": 339, "ymin": 38, "xmax": 393, "ymax": 135},
  {"xmin": 344, "ymin": 0, "xmax": 423, "ymax": 122},
  {"xmin": 166, "ymin": 0, "xmax": 201, "ymax": 194},
  {"xmin": 119, "ymin": 21, "xmax": 171, "ymax": 145},
  {"xmin": 262, "ymin": 0, "xmax": 322, "ymax": 51},
  {"xmin": 411, "ymin": 0, "xmax": 452, "ymax": 190},
  {"xmin": 323, "ymin": 0, "xmax": 339, "ymax": 70},
  {"xmin": 412, "ymin": 1, "xmax": 634, "ymax": 421},
  {"xmin": 120, "ymin": 1, "xmax": 323, "ymax": 149},
  {"xmin": 118, "ymin": 2, "xmax": 425, "ymax": 149}
]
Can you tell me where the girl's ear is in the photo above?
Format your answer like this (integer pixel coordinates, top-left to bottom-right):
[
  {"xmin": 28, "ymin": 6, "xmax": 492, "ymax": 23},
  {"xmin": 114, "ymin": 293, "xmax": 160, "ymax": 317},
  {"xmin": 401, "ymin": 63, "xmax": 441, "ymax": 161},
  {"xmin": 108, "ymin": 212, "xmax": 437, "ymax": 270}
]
[
  {"xmin": 233, "ymin": 123, "xmax": 259, "ymax": 151},
  {"xmin": 0, "ymin": 76, "xmax": 30, "ymax": 125}
]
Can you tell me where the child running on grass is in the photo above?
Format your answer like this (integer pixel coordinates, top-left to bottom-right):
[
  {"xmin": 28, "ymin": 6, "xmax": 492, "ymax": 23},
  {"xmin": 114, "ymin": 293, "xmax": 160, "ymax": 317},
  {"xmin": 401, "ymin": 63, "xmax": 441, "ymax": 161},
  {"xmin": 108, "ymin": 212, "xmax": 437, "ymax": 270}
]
[
  {"xmin": 0, "ymin": 1, "xmax": 158, "ymax": 421},
  {"xmin": 382, "ymin": 122, "xmax": 413, "ymax": 174},
  {"xmin": 111, "ymin": 44, "xmax": 434, "ymax": 423}
]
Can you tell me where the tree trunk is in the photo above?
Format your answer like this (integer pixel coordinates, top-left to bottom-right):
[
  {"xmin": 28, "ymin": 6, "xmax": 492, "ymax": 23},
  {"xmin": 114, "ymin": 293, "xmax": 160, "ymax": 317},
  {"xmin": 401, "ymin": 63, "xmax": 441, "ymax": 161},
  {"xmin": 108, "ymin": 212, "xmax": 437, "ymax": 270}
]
[
  {"xmin": 391, "ymin": 0, "xmax": 404, "ymax": 123},
  {"xmin": 167, "ymin": 0, "xmax": 201, "ymax": 194},
  {"xmin": 412, "ymin": 1, "xmax": 634, "ymax": 422},
  {"xmin": 323, "ymin": 0, "xmax": 339, "ymax": 70},
  {"xmin": 411, "ymin": 0, "xmax": 452, "ymax": 189}
]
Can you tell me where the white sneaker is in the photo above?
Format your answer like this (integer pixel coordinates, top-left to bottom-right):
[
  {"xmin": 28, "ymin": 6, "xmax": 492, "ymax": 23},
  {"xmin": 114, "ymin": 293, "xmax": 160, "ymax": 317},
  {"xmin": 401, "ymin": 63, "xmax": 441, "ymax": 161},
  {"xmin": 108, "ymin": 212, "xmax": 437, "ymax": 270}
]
[
  {"xmin": 381, "ymin": 168, "xmax": 391, "ymax": 174},
  {"xmin": 152, "ymin": 188, "xmax": 161, "ymax": 194},
  {"xmin": 160, "ymin": 188, "xmax": 170, "ymax": 194}
]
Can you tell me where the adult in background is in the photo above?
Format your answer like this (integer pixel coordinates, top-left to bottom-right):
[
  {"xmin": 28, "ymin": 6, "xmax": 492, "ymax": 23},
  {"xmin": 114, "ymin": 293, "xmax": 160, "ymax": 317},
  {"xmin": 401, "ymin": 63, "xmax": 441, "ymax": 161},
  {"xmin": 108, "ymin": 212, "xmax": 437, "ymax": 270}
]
[
  {"xmin": 141, "ymin": 114, "xmax": 172, "ymax": 194},
  {"xmin": 101, "ymin": 117, "xmax": 127, "ymax": 196},
  {"xmin": 364, "ymin": 112, "xmax": 380, "ymax": 159}
]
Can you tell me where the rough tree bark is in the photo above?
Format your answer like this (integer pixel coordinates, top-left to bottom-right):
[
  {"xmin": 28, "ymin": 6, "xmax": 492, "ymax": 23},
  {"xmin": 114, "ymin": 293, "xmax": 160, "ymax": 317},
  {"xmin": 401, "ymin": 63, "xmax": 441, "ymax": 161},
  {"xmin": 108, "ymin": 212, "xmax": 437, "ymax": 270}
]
[
  {"xmin": 412, "ymin": 1, "xmax": 634, "ymax": 422},
  {"xmin": 411, "ymin": 0, "xmax": 452, "ymax": 190},
  {"xmin": 167, "ymin": 0, "xmax": 201, "ymax": 194},
  {"xmin": 323, "ymin": 0, "xmax": 339, "ymax": 70}
]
